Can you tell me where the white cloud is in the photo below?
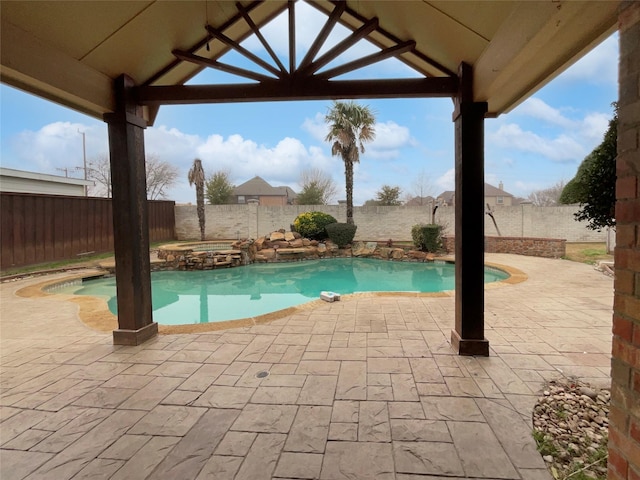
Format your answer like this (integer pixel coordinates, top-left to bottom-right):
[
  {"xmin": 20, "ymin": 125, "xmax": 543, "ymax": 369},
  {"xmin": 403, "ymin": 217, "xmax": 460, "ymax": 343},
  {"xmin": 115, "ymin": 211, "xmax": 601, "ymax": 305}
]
[
  {"xmin": 5, "ymin": 120, "xmax": 341, "ymax": 203},
  {"xmin": 10, "ymin": 122, "xmax": 108, "ymax": 173},
  {"xmin": 435, "ymin": 168, "xmax": 454, "ymax": 192},
  {"xmin": 517, "ymin": 98, "xmax": 574, "ymax": 129},
  {"xmin": 301, "ymin": 112, "xmax": 328, "ymax": 142},
  {"xmin": 556, "ymin": 34, "xmax": 618, "ymax": 86},
  {"xmin": 489, "ymin": 123, "xmax": 585, "ymax": 163}
]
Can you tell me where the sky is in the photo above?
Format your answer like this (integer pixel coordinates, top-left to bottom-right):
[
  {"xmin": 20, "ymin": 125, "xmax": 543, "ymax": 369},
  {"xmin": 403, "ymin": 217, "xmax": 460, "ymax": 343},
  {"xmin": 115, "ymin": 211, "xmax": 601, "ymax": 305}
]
[{"xmin": 0, "ymin": 3, "xmax": 619, "ymax": 205}]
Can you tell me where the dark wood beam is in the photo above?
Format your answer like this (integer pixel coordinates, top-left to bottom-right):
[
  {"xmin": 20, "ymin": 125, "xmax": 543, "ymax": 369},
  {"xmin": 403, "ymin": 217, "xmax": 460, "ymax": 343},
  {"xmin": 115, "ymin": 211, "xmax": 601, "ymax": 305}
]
[
  {"xmin": 135, "ymin": 77, "xmax": 458, "ymax": 105},
  {"xmin": 236, "ymin": 2, "xmax": 287, "ymax": 74},
  {"xmin": 104, "ymin": 74, "xmax": 157, "ymax": 346},
  {"xmin": 173, "ymin": 50, "xmax": 275, "ymax": 82},
  {"xmin": 288, "ymin": 0, "xmax": 296, "ymax": 74},
  {"xmin": 298, "ymin": 17, "xmax": 379, "ymax": 76},
  {"xmin": 451, "ymin": 62, "xmax": 488, "ymax": 356},
  {"xmin": 298, "ymin": 1, "xmax": 346, "ymax": 71},
  {"xmin": 316, "ymin": 40, "xmax": 416, "ymax": 80},
  {"xmin": 205, "ymin": 24, "xmax": 283, "ymax": 79}
]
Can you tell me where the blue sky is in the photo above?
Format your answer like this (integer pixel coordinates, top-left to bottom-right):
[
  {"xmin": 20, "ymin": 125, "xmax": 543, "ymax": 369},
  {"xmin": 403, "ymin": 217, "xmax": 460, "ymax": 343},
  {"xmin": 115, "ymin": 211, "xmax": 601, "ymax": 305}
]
[{"xmin": 0, "ymin": 3, "xmax": 618, "ymax": 204}]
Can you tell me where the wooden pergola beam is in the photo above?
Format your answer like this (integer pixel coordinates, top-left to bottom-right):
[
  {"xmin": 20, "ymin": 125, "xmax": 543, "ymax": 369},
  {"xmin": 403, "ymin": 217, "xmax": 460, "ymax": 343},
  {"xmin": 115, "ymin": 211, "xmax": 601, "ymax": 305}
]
[
  {"xmin": 135, "ymin": 77, "xmax": 458, "ymax": 105},
  {"xmin": 298, "ymin": 17, "xmax": 379, "ymax": 76},
  {"xmin": 316, "ymin": 40, "xmax": 416, "ymax": 80},
  {"xmin": 173, "ymin": 50, "xmax": 276, "ymax": 82}
]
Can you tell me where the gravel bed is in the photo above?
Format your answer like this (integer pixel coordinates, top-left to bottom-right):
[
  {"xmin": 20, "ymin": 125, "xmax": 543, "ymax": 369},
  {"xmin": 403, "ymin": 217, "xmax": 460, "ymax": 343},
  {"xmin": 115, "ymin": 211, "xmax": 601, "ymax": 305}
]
[{"xmin": 532, "ymin": 380, "xmax": 609, "ymax": 480}]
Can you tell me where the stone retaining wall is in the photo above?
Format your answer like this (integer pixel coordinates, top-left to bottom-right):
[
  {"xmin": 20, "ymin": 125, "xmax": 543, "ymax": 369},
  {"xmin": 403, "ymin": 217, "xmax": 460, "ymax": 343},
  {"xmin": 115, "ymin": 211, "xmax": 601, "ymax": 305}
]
[{"xmin": 443, "ymin": 236, "xmax": 566, "ymax": 258}]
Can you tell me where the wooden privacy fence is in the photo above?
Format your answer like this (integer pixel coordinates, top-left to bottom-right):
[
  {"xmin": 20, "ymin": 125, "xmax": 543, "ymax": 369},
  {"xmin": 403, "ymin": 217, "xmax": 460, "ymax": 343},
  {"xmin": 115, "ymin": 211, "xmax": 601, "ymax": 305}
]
[{"xmin": 0, "ymin": 193, "xmax": 176, "ymax": 269}]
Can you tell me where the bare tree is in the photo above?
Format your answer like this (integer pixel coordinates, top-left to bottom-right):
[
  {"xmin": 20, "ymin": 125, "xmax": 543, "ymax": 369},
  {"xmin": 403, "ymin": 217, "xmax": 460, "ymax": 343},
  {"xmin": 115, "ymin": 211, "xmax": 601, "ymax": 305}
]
[
  {"xmin": 297, "ymin": 168, "xmax": 338, "ymax": 205},
  {"xmin": 87, "ymin": 154, "xmax": 111, "ymax": 197},
  {"xmin": 528, "ymin": 180, "xmax": 566, "ymax": 206},
  {"xmin": 146, "ymin": 154, "xmax": 179, "ymax": 200},
  {"xmin": 408, "ymin": 169, "xmax": 434, "ymax": 205},
  {"xmin": 87, "ymin": 153, "xmax": 178, "ymax": 199}
]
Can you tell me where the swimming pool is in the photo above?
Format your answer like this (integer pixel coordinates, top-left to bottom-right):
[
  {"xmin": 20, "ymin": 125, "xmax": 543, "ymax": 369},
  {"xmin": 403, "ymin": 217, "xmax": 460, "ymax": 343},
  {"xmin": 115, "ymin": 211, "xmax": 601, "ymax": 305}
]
[{"xmin": 56, "ymin": 258, "xmax": 508, "ymax": 325}]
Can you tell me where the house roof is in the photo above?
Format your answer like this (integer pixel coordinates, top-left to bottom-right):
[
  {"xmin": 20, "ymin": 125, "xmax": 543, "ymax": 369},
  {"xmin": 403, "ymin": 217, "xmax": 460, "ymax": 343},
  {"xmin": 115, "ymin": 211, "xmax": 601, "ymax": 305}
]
[
  {"xmin": 405, "ymin": 196, "xmax": 435, "ymax": 206},
  {"xmin": 484, "ymin": 183, "xmax": 513, "ymax": 197},
  {"xmin": 0, "ymin": 1, "xmax": 619, "ymax": 124},
  {"xmin": 233, "ymin": 176, "xmax": 296, "ymax": 197},
  {"xmin": 437, "ymin": 191, "xmax": 455, "ymax": 203},
  {"xmin": 437, "ymin": 183, "xmax": 513, "ymax": 201}
]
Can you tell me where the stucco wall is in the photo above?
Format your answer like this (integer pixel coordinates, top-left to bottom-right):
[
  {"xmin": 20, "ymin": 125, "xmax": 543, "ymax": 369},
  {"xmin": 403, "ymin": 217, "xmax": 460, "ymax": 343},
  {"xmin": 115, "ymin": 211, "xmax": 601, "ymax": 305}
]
[{"xmin": 175, "ymin": 204, "xmax": 607, "ymax": 242}]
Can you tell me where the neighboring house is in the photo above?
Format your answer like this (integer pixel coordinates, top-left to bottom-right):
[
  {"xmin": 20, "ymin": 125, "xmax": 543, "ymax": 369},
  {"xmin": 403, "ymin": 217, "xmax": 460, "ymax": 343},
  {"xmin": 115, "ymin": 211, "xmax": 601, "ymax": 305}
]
[
  {"xmin": 0, "ymin": 167, "xmax": 93, "ymax": 196},
  {"xmin": 231, "ymin": 176, "xmax": 297, "ymax": 206},
  {"xmin": 404, "ymin": 195, "xmax": 435, "ymax": 206},
  {"xmin": 436, "ymin": 182, "xmax": 514, "ymax": 207}
]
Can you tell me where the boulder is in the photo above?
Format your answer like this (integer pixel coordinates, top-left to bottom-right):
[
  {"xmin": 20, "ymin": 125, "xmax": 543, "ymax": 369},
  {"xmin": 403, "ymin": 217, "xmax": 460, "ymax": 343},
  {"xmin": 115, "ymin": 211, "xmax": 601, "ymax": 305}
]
[
  {"xmin": 261, "ymin": 248, "xmax": 276, "ymax": 260},
  {"xmin": 352, "ymin": 241, "xmax": 377, "ymax": 257},
  {"xmin": 407, "ymin": 250, "xmax": 427, "ymax": 260},
  {"xmin": 293, "ymin": 231, "xmax": 302, "ymax": 239},
  {"xmin": 270, "ymin": 231, "xmax": 285, "ymax": 241},
  {"xmin": 284, "ymin": 232, "xmax": 295, "ymax": 241},
  {"xmin": 317, "ymin": 243, "xmax": 327, "ymax": 254},
  {"xmin": 289, "ymin": 238, "xmax": 304, "ymax": 248},
  {"xmin": 302, "ymin": 238, "xmax": 311, "ymax": 246},
  {"xmin": 391, "ymin": 248, "xmax": 405, "ymax": 260},
  {"xmin": 254, "ymin": 236, "xmax": 266, "ymax": 250},
  {"xmin": 426, "ymin": 253, "xmax": 435, "ymax": 261}
]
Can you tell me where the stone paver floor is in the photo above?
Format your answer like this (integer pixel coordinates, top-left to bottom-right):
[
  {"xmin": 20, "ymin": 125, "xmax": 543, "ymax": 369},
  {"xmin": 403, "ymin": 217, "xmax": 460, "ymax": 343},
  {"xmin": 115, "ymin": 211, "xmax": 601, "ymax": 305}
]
[{"xmin": 0, "ymin": 254, "xmax": 614, "ymax": 479}]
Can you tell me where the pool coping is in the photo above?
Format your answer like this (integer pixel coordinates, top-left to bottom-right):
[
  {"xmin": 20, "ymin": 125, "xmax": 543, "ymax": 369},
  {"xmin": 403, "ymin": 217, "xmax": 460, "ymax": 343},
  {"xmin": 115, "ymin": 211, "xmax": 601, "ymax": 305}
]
[{"xmin": 15, "ymin": 259, "xmax": 528, "ymax": 334}]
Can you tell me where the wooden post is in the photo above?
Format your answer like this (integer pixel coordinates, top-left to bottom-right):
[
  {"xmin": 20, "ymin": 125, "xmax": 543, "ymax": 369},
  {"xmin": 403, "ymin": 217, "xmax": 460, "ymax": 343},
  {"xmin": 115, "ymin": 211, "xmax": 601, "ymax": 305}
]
[
  {"xmin": 451, "ymin": 63, "xmax": 489, "ymax": 356},
  {"xmin": 104, "ymin": 74, "xmax": 157, "ymax": 345}
]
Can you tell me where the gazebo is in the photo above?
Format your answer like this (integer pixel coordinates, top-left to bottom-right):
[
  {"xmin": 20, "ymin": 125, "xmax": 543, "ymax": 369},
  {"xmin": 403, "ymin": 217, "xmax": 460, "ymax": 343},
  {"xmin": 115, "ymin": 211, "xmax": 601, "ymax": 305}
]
[{"xmin": 2, "ymin": 2, "xmax": 637, "ymax": 477}]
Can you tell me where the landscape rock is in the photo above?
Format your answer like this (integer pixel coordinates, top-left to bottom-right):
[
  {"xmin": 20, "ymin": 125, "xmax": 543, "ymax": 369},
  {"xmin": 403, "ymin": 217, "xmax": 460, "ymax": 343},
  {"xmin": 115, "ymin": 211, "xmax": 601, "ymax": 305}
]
[{"xmin": 532, "ymin": 380, "xmax": 609, "ymax": 480}]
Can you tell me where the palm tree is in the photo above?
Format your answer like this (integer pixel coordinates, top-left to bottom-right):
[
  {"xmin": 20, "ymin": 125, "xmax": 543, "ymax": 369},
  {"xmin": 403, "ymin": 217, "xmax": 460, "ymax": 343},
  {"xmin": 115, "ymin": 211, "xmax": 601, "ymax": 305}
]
[
  {"xmin": 188, "ymin": 158, "xmax": 206, "ymax": 240},
  {"xmin": 325, "ymin": 101, "xmax": 376, "ymax": 225}
]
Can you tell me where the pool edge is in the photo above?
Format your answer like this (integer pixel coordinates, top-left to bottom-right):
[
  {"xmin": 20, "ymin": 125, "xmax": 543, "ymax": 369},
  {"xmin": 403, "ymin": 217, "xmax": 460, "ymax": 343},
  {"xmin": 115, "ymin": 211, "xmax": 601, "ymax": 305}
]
[{"xmin": 19, "ymin": 261, "xmax": 528, "ymax": 335}]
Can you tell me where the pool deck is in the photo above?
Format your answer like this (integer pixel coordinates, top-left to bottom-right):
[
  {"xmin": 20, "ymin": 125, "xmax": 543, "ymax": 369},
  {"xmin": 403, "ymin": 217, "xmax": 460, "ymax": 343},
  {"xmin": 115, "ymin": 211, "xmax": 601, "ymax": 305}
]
[{"xmin": 0, "ymin": 254, "xmax": 614, "ymax": 480}]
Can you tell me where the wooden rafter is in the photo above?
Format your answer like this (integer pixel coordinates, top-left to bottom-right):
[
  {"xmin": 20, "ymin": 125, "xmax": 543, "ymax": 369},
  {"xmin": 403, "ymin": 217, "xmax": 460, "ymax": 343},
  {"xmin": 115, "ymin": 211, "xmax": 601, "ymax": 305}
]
[
  {"xmin": 298, "ymin": 17, "xmax": 379, "ymax": 76},
  {"xmin": 173, "ymin": 50, "xmax": 275, "ymax": 82},
  {"xmin": 167, "ymin": 0, "xmax": 458, "ymax": 104},
  {"xmin": 236, "ymin": 2, "xmax": 287, "ymax": 74},
  {"xmin": 314, "ymin": 1, "xmax": 456, "ymax": 77},
  {"xmin": 298, "ymin": 1, "xmax": 346, "ymax": 71},
  {"xmin": 288, "ymin": 1, "xmax": 296, "ymax": 73},
  {"xmin": 205, "ymin": 24, "xmax": 284, "ymax": 78},
  {"xmin": 316, "ymin": 40, "xmax": 416, "ymax": 80}
]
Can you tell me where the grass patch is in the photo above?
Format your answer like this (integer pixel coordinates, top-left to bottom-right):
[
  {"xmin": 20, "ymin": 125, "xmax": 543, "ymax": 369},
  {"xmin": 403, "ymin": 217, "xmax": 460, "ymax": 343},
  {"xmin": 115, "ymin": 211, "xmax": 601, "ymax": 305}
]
[
  {"xmin": 0, "ymin": 251, "xmax": 115, "ymax": 278},
  {"xmin": 563, "ymin": 243, "xmax": 613, "ymax": 265},
  {"xmin": 533, "ymin": 429, "xmax": 559, "ymax": 457}
]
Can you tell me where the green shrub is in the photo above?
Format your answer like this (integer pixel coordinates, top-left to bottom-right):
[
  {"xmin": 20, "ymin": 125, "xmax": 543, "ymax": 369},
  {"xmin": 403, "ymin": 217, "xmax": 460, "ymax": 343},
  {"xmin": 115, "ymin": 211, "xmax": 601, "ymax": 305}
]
[
  {"xmin": 326, "ymin": 223, "xmax": 357, "ymax": 248},
  {"xmin": 292, "ymin": 211, "xmax": 337, "ymax": 240},
  {"xmin": 411, "ymin": 223, "xmax": 442, "ymax": 252}
]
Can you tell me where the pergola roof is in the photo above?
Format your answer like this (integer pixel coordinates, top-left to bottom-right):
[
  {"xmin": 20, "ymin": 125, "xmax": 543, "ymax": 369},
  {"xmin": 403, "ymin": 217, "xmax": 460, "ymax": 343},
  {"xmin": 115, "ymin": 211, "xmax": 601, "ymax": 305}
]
[{"xmin": 1, "ymin": 0, "xmax": 619, "ymax": 124}]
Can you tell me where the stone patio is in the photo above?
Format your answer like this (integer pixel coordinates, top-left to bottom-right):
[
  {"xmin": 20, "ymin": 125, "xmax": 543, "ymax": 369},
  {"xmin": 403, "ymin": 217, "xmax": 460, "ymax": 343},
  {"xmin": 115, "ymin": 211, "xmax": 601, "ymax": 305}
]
[{"xmin": 0, "ymin": 254, "xmax": 613, "ymax": 480}]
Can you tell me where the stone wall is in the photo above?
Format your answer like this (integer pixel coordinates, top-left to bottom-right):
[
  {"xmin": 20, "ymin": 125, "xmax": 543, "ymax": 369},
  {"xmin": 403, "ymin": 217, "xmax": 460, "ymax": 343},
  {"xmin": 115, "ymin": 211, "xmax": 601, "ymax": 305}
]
[
  {"xmin": 175, "ymin": 204, "xmax": 607, "ymax": 243},
  {"xmin": 609, "ymin": 4, "xmax": 640, "ymax": 480},
  {"xmin": 442, "ymin": 236, "xmax": 566, "ymax": 258}
]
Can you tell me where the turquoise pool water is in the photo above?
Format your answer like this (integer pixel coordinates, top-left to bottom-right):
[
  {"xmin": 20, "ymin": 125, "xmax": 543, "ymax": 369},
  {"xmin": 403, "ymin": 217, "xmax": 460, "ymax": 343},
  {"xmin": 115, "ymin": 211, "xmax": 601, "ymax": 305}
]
[{"xmin": 58, "ymin": 258, "xmax": 508, "ymax": 325}]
